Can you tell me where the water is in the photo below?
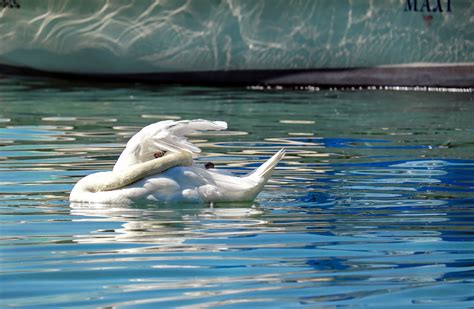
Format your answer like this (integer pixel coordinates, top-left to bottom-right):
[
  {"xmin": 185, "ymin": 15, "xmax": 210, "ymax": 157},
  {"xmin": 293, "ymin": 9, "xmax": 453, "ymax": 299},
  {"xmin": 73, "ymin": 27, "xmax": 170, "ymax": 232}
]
[{"xmin": 0, "ymin": 77, "xmax": 473, "ymax": 308}]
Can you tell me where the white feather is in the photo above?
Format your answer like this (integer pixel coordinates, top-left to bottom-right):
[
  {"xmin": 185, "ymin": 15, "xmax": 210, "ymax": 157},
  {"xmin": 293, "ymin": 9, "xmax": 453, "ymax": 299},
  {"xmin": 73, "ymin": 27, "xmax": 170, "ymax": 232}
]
[{"xmin": 113, "ymin": 119, "xmax": 227, "ymax": 172}]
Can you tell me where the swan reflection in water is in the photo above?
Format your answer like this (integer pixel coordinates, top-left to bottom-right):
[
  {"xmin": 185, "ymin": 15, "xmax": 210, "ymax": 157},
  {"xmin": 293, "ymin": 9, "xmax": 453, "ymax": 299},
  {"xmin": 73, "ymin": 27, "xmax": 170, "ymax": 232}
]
[
  {"xmin": 70, "ymin": 201, "xmax": 271, "ymax": 246},
  {"xmin": 70, "ymin": 119, "xmax": 285, "ymax": 204}
]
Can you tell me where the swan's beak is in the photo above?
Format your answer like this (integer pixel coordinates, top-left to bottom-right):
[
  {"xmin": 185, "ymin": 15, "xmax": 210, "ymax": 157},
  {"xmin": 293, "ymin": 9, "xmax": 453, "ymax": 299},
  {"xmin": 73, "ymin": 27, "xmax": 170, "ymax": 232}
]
[
  {"xmin": 205, "ymin": 162, "xmax": 215, "ymax": 169},
  {"xmin": 153, "ymin": 150, "xmax": 166, "ymax": 158}
]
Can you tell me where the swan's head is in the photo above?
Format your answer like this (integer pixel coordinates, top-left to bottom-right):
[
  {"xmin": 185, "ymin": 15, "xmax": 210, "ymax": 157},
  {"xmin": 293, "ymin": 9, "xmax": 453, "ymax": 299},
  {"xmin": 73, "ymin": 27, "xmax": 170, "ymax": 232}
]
[{"xmin": 113, "ymin": 119, "xmax": 227, "ymax": 172}]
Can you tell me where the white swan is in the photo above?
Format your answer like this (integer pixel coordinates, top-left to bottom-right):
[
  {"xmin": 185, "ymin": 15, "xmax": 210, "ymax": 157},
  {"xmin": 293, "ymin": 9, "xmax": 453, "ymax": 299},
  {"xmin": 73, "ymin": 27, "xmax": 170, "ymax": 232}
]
[{"xmin": 70, "ymin": 119, "xmax": 285, "ymax": 204}]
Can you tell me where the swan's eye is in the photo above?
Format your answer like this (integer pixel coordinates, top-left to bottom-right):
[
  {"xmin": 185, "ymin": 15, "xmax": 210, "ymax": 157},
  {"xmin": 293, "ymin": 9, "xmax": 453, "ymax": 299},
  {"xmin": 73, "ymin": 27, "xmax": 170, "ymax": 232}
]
[
  {"xmin": 205, "ymin": 162, "xmax": 215, "ymax": 169},
  {"xmin": 154, "ymin": 151, "xmax": 166, "ymax": 158}
]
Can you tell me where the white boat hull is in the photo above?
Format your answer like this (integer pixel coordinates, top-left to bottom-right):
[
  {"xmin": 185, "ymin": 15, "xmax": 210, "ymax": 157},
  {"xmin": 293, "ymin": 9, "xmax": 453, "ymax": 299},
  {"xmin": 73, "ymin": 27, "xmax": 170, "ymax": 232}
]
[{"xmin": 0, "ymin": 0, "xmax": 472, "ymax": 86}]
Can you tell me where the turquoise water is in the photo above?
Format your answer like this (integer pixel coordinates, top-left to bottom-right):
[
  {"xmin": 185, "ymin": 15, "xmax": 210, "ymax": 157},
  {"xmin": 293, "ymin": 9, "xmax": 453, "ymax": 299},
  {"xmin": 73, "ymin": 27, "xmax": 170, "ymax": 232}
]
[{"xmin": 0, "ymin": 77, "xmax": 473, "ymax": 308}]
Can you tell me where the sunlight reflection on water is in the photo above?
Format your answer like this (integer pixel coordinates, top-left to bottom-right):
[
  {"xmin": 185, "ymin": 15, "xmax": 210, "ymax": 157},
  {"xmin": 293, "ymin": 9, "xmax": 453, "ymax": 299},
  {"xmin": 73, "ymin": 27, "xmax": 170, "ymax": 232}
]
[{"xmin": 0, "ymin": 79, "xmax": 473, "ymax": 307}]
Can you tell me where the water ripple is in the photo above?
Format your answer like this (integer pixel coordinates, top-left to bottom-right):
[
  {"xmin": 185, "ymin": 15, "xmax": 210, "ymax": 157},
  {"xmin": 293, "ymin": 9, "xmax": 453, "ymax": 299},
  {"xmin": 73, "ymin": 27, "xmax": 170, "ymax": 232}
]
[{"xmin": 0, "ymin": 83, "xmax": 473, "ymax": 307}]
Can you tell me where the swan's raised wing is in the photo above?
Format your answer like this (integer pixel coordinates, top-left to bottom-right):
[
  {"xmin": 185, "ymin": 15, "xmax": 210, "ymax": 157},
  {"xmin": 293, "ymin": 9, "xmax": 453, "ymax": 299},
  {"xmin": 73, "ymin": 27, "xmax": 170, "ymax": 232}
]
[
  {"xmin": 147, "ymin": 119, "xmax": 227, "ymax": 154},
  {"xmin": 113, "ymin": 119, "xmax": 227, "ymax": 172}
]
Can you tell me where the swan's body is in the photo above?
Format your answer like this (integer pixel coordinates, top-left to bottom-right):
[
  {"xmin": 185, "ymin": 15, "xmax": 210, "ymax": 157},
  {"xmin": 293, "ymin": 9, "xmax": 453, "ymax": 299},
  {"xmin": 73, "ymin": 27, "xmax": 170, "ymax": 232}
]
[{"xmin": 70, "ymin": 120, "xmax": 285, "ymax": 204}]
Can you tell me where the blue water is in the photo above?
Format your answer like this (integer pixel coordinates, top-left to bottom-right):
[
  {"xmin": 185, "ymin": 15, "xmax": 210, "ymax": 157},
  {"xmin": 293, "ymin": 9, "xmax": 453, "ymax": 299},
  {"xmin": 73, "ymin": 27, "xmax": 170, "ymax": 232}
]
[{"xmin": 0, "ymin": 78, "xmax": 473, "ymax": 308}]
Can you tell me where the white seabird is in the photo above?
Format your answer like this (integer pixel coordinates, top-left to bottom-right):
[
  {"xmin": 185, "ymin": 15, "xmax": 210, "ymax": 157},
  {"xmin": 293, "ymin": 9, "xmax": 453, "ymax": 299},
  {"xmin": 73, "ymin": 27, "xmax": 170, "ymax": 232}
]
[{"xmin": 70, "ymin": 119, "xmax": 285, "ymax": 204}]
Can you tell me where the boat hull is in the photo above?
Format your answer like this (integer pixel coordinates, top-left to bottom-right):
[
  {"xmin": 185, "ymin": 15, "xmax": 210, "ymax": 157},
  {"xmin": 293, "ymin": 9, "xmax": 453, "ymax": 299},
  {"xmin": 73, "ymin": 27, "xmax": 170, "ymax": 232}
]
[{"xmin": 0, "ymin": 0, "xmax": 472, "ymax": 86}]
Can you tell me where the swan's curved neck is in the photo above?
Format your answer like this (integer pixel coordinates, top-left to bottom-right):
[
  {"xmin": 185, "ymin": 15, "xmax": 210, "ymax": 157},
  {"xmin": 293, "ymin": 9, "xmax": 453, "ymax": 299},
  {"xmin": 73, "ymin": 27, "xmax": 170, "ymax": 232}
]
[{"xmin": 74, "ymin": 151, "xmax": 192, "ymax": 194}]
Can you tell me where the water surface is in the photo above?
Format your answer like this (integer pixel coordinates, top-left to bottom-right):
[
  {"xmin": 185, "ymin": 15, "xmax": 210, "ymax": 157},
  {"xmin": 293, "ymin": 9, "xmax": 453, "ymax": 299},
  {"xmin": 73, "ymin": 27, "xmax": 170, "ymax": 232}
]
[{"xmin": 0, "ymin": 78, "xmax": 473, "ymax": 308}]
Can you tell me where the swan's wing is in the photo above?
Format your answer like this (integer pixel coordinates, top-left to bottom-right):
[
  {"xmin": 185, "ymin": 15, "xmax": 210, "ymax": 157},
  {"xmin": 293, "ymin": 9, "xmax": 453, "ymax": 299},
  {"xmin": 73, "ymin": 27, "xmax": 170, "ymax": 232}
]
[
  {"xmin": 114, "ymin": 119, "xmax": 227, "ymax": 171},
  {"xmin": 147, "ymin": 119, "xmax": 227, "ymax": 154}
]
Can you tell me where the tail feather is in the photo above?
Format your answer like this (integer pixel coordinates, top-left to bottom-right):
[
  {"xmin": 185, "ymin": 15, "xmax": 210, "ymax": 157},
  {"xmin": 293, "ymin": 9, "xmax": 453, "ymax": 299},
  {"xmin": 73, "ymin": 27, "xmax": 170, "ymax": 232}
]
[{"xmin": 247, "ymin": 148, "xmax": 285, "ymax": 183}]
